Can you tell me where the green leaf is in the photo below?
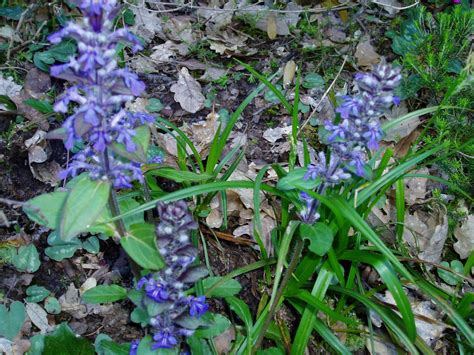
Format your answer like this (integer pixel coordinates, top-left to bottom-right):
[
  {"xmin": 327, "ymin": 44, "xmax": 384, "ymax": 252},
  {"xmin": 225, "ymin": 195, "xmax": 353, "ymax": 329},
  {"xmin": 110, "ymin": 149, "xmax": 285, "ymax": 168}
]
[
  {"xmin": 82, "ymin": 236, "xmax": 100, "ymax": 254},
  {"xmin": 0, "ymin": 301, "xmax": 26, "ymax": 340},
  {"xmin": 225, "ymin": 296, "xmax": 253, "ymax": 333},
  {"xmin": 44, "ymin": 297, "xmax": 61, "ymax": 314},
  {"xmin": 34, "ymin": 41, "xmax": 77, "ymax": 72},
  {"xmin": 29, "ymin": 334, "xmax": 46, "ymax": 355},
  {"xmin": 145, "ymin": 167, "xmax": 212, "ymax": 183},
  {"xmin": 120, "ymin": 223, "xmax": 165, "ymax": 270},
  {"xmin": 299, "ymin": 223, "xmax": 334, "ymax": 256},
  {"xmin": 23, "ymin": 191, "xmax": 68, "ymax": 229},
  {"xmin": 43, "ymin": 323, "xmax": 94, "ymax": 355},
  {"xmin": 111, "ymin": 125, "xmax": 150, "ymax": 163},
  {"xmin": 146, "ymin": 98, "xmax": 163, "ymax": 112},
  {"xmin": 45, "ymin": 231, "xmax": 82, "ymax": 261},
  {"xmin": 0, "ymin": 6, "xmax": 23, "ymax": 20},
  {"xmin": 264, "ymin": 84, "xmax": 283, "ymax": 103},
  {"xmin": 277, "ymin": 169, "xmax": 321, "ymax": 191},
  {"xmin": 438, "ymin": 260, "xmax": 464, "ymax": 286},
  {"xmin": 187, "ymin": 336, "xmax": 212, "ymax": 355},
  {"xmin": 59, "ymin": 175, "xmax": 111, "ymax": 241},
  {"xmin": 82, "ymin": 285, "xmax": 128, "ymax": 304},
  {"xmin": 12, "ymin": 244, "xmax": 40, "ymax": 273},
  {"xmin": 257, "ymin": 348, "xmax": 285, "ymax": 355},
  {"xmin": 0, "ymin": 95, "xmax": 17, "ymax": 111},
  {"xmin": 99, "ymin": 340, "xmax": 130, "ymax": 355},
  {"xmin": 137, "ymin": 335, "xmax": 179, "ymax": 355},
  {"xmin": 131, "ymin": 307, "xmax": 150, "ymax": 326},
  {"xmin": 303, "ymin": 73, "xmax": 325, "ymax": 89},
  {"xmin": 202, "ymin": 276, "xmax": 242, "ymax": 298},
  {"xmin": 26, "ymin": 285, "xmax": 51, "ymax": 303},
  {"xmin": 24, "ymin": 99, "xmax": 54, "ymax": 114},
  {"xmin": 193, "ymin": 313, "xmax": 231, "ymax": 338}
]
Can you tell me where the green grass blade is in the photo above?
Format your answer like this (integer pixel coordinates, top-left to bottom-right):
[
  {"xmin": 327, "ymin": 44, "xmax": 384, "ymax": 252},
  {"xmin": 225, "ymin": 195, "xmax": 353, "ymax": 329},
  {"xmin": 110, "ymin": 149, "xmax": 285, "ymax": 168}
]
[
  {"xmin": 381, "ymin": 106, "xmax": 440, "ymax": 133},
  {"xmin": 237, "ymin": 60, "xmax": 293, "ymax": 113},
  {"xmin": 331, "ymin": 286, "xmax": 418, "ymax": 354},
  {"xmin": 340, "ymin": 250, "xmax": 416, "ymax": 341},
  {"xmin": 395, "ymin": 178, "xmax": 405, "ymax": 242}
]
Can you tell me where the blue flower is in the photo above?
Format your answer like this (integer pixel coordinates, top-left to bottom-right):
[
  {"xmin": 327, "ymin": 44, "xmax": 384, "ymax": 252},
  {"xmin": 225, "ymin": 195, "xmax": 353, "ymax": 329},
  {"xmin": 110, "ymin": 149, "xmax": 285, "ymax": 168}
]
[
  {"xmin": 152, "ymin": 330, "xmax": 178, "ymax": 349},
  {"xmin": 187, "ymin": 296, "xmax": 209, "ymax": 318},
  {"xmin": 129, "ymin": 339, "xmax": 139, "ymax": 355}
]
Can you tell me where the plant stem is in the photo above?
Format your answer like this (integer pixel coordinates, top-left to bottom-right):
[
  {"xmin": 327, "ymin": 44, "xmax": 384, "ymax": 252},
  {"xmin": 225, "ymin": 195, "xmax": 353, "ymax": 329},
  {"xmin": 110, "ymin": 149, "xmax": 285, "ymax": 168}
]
[
  {"xmin": 102, "ymin": 148, "xmax": 141, "ymax": 278},
  {"xmin": 252, "ymin": 238, "xmax": 305, "ymax": 353}
]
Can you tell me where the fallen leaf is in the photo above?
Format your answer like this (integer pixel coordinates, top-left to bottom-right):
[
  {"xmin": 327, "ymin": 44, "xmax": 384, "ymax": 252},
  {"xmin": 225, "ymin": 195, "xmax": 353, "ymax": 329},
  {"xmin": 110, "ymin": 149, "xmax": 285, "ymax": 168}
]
[
  {"xmin": 373, "ymin": 0, "xmax": 403, "ymax": 16},
  {"xmin": 150, "ymin": 41, "xmax": 177, "ymax": 63},
  {"xmin": 263, "ymin": 126, "xmax": 292, "ymax": 144},
  {"xmin": 453, "ymin": 215, "xmax": 474, "ymax": 259},
  {"xmin": 403, "ymin": 206, "xmax": 448, "ymax": 264},
  {"xmin": 162, "ymin": 16, "xmax": 197, "ymax": 48},
  {"xmin": 283, "ymin": 60, "xmax": 296, "ymax": 87},
  {"xmin": 59, "ymin": 283, "xmax": 88, "ymax": 319},
  {"xmin": 197, "ymin": 1, "xmax": 234, "ymax": 32},
  {"xmin": 24, "ymin": 68, "xmax": 51, "ymax": 99},
  {"xmin": 170, "ymin": 67, "xmax": 205, "ymax": 113},
  {"xmin": 405, "ymin": 167, "xmax": 429, "ymax": 205},
  {"xmin": 267, "ymin": 13, "xmax": 277, "ymax": 39},
  {"xmin": 25, "ymin": 302, "xmax": 50, "ymax": 334},
  {"xmin": 79, "ymin": 277, "xmax": 97, "ymax": 295},
  {"xmin": 240, "ymin": 3, "xmax": 302, "ymax": 36},
  {"xmin": 0, "ymin": 25, "xmax": 21, "ymax": 42},
  {"xmin": 131, "ymin": 6, "xmax": 162, "ymax": 43},
  {"xmin": 355, "ymin": 37, "xmax": 381, "ymax": 69},
  {"xmin": 0, "ymin": 75, "xmax": 22, "ymax": 110}
]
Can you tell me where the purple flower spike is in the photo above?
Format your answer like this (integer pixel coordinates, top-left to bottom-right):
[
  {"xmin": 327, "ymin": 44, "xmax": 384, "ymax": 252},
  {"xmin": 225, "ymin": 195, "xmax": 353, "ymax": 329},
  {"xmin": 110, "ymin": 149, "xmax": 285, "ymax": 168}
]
[
  {"xmin": 300, "ymin": 61, "xmax": 401, "ymax": 223},
  {"xmin": 129, "ymin": 339, "xmax": 139, "ymax": 355},
  {"xmin": 51, "ymin": 0, "xmax": 151, "ymax": 189}
]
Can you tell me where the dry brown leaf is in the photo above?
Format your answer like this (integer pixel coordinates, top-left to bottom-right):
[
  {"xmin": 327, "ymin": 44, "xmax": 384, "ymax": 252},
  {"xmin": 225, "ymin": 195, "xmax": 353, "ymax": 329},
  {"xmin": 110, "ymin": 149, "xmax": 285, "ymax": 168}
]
[
  {"xmin": 405, "ymin": 167, "xmax": 429, "ymax": 205},
  {"xmin": 403, "ymin": 206, "xmax": 448, "ymax": 264},
  {"xmin": 25, "ymin": 302, "xmax": 51, "ymax": 334},
  {"xmin": 162, "ymin": 16, "xmax": 197, "ymax": 47},
  {"xmin": 170, "ymin": 67, "xmax": 205, "ymax": 113},
  {"xmin": 131, "ymin": 6, "xmax": 162, "ymax": 43},
  {"xmin": 59, "ymin": 283, "xmax": 88, "ymax": 319},
  {"xmin": 355, "ymin": 37, "xmax": 381, "ymax": 69},
  {"xmin": 24, "ymin": 68, "xmax": 51, "ymax": 99},
  {"xmin": 283, "ymin": 60, "xmax": 296, "ymax": 87},
  {"xmin": 267, "ymin": 13, "xmax": 277, "ymax": 39},
  {"xmin": 263, "ymin": 126, "xmax": 292, "ymax": 144},
  {"xmin": 453, "ymin": 215, "xmax": 474, "ymax": 259}
]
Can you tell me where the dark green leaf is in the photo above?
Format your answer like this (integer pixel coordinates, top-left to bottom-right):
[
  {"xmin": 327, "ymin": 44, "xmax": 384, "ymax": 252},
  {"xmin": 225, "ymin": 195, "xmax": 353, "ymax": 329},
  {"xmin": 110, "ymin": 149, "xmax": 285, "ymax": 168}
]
[
  {"xmin": 111, "ymin": 125, "xmax": 150, "ymax": 163},
  {"xmin": 99, "ymin": 340, "xmax": 130, "ymax": 355},
  {"xmin": 45, "ymin": 231, "xmax": 82, "ymax": 261},
  {"xmin": 299, "ymin": 223, "xmax": 334, "ymax": 256},
  {"xmin": 0, "ymin": 301, "xmax": 26, "ymax": 340},
  {"xmin": 131, "ymin": 308, "xmax": 149, "ymax": 326},
  {"xmin": 43, "ymin": 323, "xmax": 94, "ymax": 355},
  {"xmin": 225, "ymin": 296, "xmax": 252, "ymax": 330},
  {"xmin": 145, "ymin": 167, "xmax": 212, "ymax": 183},
  {"xmin": 0, "ymin": 6, "xmax": 24, "ymax": 20},
  {"xmin": 82, "ymin": 236, "xmax": 100, "ymax": 254},
  {"xmin": 26, "ymin": 285, "xmax": 51, "ymax": 303},
  {"xmin": 193, "ymin": 313, "xmax": 231, "ymax": 338},
  {"xmin": 120, "ymin": 223, "xmax": 165, "ymax": 270},
  {"xmin": 438, "ymin": 260, "xmax": 463, "ymax": 286},
  {"xmin": 82, "ymin": 285, "xmax": 128, "ymax": 304},
  {"xmin": 0, "ymin": 95, "xmax": 17, "ymax": 111},
  {"xmin": 277, "ymin": 168, "xmax": 321, "ymax": 191},
  {"xmin": 303, "ymin": 73, "xmax": 325, "ymax": 89},
  {"xmin": 59, "ymin": 175, "xmax": 111, "ymax": 241},
  {"xmin": 23, "ymin": 191, "xmax": 68, "ymax": 229},
  {"xmin": 24, "ymin": 99, "xmax": 54, "ymax": 114},
  {"xmin": 137, "ymin": 335, "xmax": 178, "ymax": 355},
  {"xmin": 12, "ymin": 244, "xmax": 40, "ymax": 273},
  {"xmin": 146, "ymin": 98, "xmax": 163, "ymax": 112},
  {"xmin": 202, "ymin": 276, "xmax": 241, "ymax": 298},
  {"xmin": 44, "ymin": 297, "xmax": 61, "ymax": 314}
]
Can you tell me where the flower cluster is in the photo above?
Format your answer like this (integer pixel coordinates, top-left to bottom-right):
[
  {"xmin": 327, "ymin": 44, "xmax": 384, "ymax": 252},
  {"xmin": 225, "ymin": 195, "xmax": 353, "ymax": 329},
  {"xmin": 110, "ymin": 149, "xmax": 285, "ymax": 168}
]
[
  {"xmin": 300, "ymin": 62, "xmax": 401, "ymax": 224},
  {"xmin": 50, "ymin": 0, "xmax": 155, "ymax": 188},
  {"xmin": 133, "ymin": 201, "xmax": 209, "ymax": 351}
]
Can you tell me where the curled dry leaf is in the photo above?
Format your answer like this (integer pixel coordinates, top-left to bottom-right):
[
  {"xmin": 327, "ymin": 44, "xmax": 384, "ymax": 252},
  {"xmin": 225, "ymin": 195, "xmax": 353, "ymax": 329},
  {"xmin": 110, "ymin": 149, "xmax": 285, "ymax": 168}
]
[
  {"xmin": 404, "ymin": 167, "xmax": 429, "ymax": 205},
  {"xmin": 170, "ymin": 67, "xmax": 205, "ymax": 113},
  {"xmin": 453, "ymin": 215, "xmax": 474, "ymax": 259},
  {"xmin": 403, "ymin": 206, "xmax": 448, "ymax": 264},
  {"xmin": 25, "ymin": 302, "xmax": 51, "ymax": 334},
  {"xmin": 283, "ymin": 60, "xmax": 296, "ymax": 87},
  {"xmin": 131, "ymin": 6, "xmax": 162, "ymax": 43},
  {"xmin": 24, "ymin": 68, "xmax": 51, "ymax": 99},
  {"xmin": 355, "ymin": 37, "xmax": 381, "ymax": 69},
  {"xmin": 263, "ymin": 125, "xmax": 292, "ymax": 144},
  {"xmin": 59, "ymin": 283, "xmax": 88, "ymax": 319},
  {"xmin": 267, "ymin": 13, "xmax": 277, "ymax": 39},
  {"xmin": 0, "ymin": 74, "xmax": 22, "ymax": 110}
]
